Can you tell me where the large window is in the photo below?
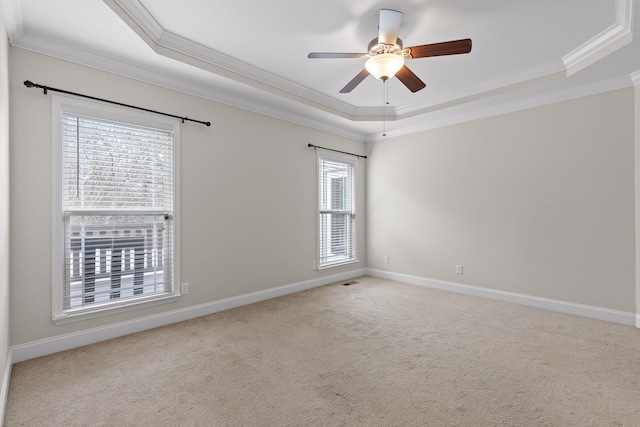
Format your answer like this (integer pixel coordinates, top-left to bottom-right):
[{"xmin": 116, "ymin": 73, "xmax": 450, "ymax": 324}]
[
  {"xmin": 317, "ymin": 151, "xmax": 357, "ymax": 269},
  {"xmin": 52, "ymin": 96, "xmax": 180, "ymax": 322}
]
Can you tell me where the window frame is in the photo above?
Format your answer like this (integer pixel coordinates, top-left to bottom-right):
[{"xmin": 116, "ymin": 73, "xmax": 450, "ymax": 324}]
[
  {"xmin": 317, "ymin": 150, "xmax": 358, "ymax": 270},
  {"xmin": 51, "ymin": 95, "xmax": 181, "ymax": 324}
]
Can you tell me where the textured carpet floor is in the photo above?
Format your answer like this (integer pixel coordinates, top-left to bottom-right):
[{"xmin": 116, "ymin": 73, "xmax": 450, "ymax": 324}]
[{"xmin": 5, "ymin": 276, "xmax": 640, "ymax": 426}]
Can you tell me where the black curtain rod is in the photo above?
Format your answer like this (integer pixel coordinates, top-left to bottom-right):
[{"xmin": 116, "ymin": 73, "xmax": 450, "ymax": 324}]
[
  {"xmin": 308, "ymin": 143, "xmax": 367, "ymax": 159},
  {"xmin": 24, "ymin": 80, "xmax": 211, "ymax": 127}
]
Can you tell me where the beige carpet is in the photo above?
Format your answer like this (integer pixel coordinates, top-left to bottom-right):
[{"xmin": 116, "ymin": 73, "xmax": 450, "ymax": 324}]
[{"xmin": 5, "ymin": 276, "xmax": 640, "ymax": 426}]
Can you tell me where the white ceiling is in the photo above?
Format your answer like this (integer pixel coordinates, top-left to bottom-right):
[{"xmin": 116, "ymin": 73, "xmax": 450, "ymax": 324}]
[{"xmin": 3, "ymin": 0, "xmax": 639, "ymax": 141}]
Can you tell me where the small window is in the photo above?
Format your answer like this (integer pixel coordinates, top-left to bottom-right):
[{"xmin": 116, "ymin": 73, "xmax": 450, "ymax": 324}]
[
  {"xmin": 317, "ymin": 151, "xmax": 357, "ymax": 269},
  {"xmin": 52, "ymin": 96, "xmax": 180, "ymax": 322}
]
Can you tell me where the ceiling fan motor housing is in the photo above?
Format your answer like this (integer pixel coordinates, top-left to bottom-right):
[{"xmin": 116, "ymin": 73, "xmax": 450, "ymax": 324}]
[{"xmin": 367, "ymin": 37, "xmax": 403, "ymax": 56}]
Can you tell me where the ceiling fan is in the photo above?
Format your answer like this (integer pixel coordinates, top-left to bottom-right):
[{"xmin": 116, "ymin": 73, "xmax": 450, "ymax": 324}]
[{"xmin": 308, "ymin": 9, "xmax": 472, "ymax": 93}]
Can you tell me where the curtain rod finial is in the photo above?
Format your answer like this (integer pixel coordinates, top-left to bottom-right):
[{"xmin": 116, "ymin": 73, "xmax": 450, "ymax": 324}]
[{"xmin": 24, "ymin": 80, "xmax": 35, "ymax": 88}]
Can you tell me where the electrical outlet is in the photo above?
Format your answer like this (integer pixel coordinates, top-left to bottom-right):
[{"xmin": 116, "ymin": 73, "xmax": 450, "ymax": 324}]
[
  {"xmin": 181, "ymin": 282, "xmax": 189, "ymax": 294},
  {"xmin": 312, "ymin": 261, "xmax": 317, "ymax": 270},
  {"xmin": 385, "ymin": 256, "xmax": 389, "ymax": 263},
  {"xmin": 456, "ymin": 265, "xmax": 463, "ymax": 275}
]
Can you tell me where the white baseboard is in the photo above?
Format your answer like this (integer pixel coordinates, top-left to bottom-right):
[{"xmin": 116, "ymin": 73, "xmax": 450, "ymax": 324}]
[
  {"xmin": 7, "ymin": 267, "xmax": 636, "ymax": 364},
  {"xmin": 1, "ymin": 350, "xmax": 11, "ymax": 425},
  {"xmin": 366, "ymin": 269, "xmax": 637, "ymax": 327},
  {"xmin": 10, "ymin": 269, "xmax": 366, "ymax": 364}
]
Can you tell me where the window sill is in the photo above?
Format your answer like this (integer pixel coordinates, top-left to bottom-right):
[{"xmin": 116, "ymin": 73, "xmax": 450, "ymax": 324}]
[
  {"xmin": 52, "ymin": 293, "xmax": 181, "ymax": 325},
  {"xmin": 318, "ymin": 259, "xmax": 359, "ymax": 271}
]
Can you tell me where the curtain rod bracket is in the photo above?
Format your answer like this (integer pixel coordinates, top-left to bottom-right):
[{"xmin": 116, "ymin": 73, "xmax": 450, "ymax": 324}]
[{"xmin": 24, "ymin": 79, "xmax": 211, "ymax": 127}]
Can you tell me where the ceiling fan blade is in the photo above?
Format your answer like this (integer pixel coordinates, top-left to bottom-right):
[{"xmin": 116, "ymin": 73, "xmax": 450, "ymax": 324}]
[
  {"xmin": 339, "ymin": 69, "xmax": 370, "ymax": 93},
  {"xmin": 407, "ymin": 38, "xmax": 472, "ymax": 58},
  {"xmin": 308, "ymin": 52, "xmax": 366, "ymax": 59},
  {"xmin": 378, "ymin": 9, "xmax": 403, "ymax": 45},
  {"xmin": 395, "ymin": 65, "xmax": 426, "ymax": 93}
]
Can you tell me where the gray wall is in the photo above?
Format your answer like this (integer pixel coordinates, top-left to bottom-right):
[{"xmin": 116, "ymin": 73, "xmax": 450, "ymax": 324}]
[
  {"xmin": 9, "ymin": 48, "xmax": 366, "ymax": 346},
  {"xmin": 367, "ymin": 89, "xmax": 636, "ymax": 313},
  {"xmin": 0, "ymin": 0, "xmax": 11, "ymax": 406},
  {"xmin": 6, "ymin": 45, "xmax": 639, "ymax": 350}
]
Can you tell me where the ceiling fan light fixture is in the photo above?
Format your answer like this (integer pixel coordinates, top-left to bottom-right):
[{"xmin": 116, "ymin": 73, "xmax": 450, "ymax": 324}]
[{"xmin": 365, "ymin": 53, "xmax": 405, "ymax": 80}]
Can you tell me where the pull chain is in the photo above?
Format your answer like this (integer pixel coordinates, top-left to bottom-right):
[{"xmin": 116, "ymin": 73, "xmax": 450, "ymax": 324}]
[{"xmin": 382, "ymin": 79, "xmax": 387, "ymax": 137}]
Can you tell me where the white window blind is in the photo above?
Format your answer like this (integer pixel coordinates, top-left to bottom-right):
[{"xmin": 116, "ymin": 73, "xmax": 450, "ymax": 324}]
[
  {"xmin": 54, "ymin": 101, "xmax": 179, "ymax": 320},
  {"xmin": 318, "ymin": 152, "xmax": 357, "ymax": 268}
]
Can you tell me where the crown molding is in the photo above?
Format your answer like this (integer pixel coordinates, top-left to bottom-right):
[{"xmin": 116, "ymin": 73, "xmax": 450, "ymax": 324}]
[
  {"xmin": 11, "ymin": 28, "xmax": 635, "ymax": 145},
  {"xmin": 366, "ymin": 74, "xmax": 635, "ymax": 142},
  {"xmin": 394, "ymin": 0, "xmax": 634, "ymax": 121},
  {"xmin": 104, "ymin": 0, "xmax": 358, "ymax": 121},
  {"xmin": 562, "ymin": 0, "xmax": 634, "ymax": 75},
  {"xmin": 105, "ymin": 0, "xmax": 633, "ymax": 122},
  {"xmin": 6, "ymin": 0, "xmax": 635, "ymax": 142},
  {"xmin": 2, "ymin": 0, "xmax": 24, "ymax": 43},
  {"xmin": 394, "ymin": 60, "xmax": 566, "ymax": 120},
  {"xmin": 116, "ymin": 0, "xmax": 163, "ymax": 40},
  {"xmin": 11, "ymin": 32, "xmax": 366, "ymax": 142},
  {"xmin": 157, "ymin": 29, "xmax": 359, "ymax": 119}
]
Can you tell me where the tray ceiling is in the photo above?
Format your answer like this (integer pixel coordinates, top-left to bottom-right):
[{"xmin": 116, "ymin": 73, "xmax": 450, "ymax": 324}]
[{"xmin": 3, "ymin": 0, "xmax": 639, "ymax": 141}]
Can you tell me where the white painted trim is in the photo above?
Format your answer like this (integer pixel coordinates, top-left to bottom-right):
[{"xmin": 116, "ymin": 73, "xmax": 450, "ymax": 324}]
[
  {"xmin": 394, "ymin": 60, "xmax": 566, "ymax": 119},
  {"xmin": 0, "ymin": 350, "xmax": 11, "ymax": 425},
  {"xmin": 219, "ymin": 96, "xmax": 365, "ymax": 142},
  {"xmin": 16, "ymin": 25, "xmax": 635, "ymax": 144},
  {"xmin": 18, "ymin": 24, "xmax": 636, "ymax": 144},
  {"xmin": 50, "ymin": 95, "xmax": 182, "ymax": 323},
  {"xmin": 366, "ymin": 75, "xmax": 635, "ymax": 142},
  {"xmin": 10, "ymin": 269, "xmax": 366, "ymax": 363},
  {"xmin": 636, "ymin": 77, "xmax": 640, "ymax": 329},
  {"xmin": 105, "ymin": 0, "xmax": 632, "ymax": 124},
  {"xmin": 104, "ymin": 0, "xmax": 358, "ymax": 120},
  {"xmin": 112, "ymin": 0, "xmax": 164, "ymax": 40},
  {"xmin": 9, "ymin": 1, "xmax": 635, "ymax": 141},
  {"xmin": 11, "ymin": 32, "xmax": 365, "ymax": 142},
  {"xmin": 562, "ymin": 0, "xmax": 634, "ymax": 75},
  {"xmin": 366, "ymin": 269, "xmax": 637, "ymax": 326},
  {"xmin": 1, "ymin": 0, "xmax": 24, "ymax": 44}
]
